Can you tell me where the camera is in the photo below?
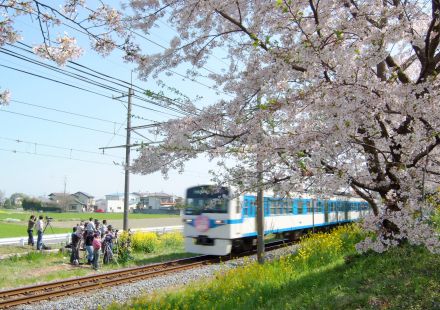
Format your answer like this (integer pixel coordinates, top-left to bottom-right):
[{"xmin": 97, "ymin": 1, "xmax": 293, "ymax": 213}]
[{"xmin": 45, "ymin": 216, "xmax": 53, "ymax": 221}]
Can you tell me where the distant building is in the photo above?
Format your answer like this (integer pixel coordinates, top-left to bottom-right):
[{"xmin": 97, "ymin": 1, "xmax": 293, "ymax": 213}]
[
  {"xmin": 139, "ymin": 192, "xmax": 182, "ymax": 210},
  {"xmin": 104, "ymin": 192, "xmax": 140, "ymax": 213},
  {"xmin": 95, "ymin": 199, "xmax": 107, "ymax": 212},
  {"xmin": 48, "ymin": 191, "xmax": 95, "ymax": 212}
]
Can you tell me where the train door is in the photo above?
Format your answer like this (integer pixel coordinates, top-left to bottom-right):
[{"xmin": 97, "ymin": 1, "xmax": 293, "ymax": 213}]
[
  {"xmin": 344, "ymin": 202, "xmax": 349, "ymax": 220},
  {"xmin": 324, "ymin": 200, "xmax": 329, "ymax": 223}
]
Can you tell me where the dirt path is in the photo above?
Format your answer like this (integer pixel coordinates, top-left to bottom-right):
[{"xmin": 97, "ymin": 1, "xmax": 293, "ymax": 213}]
[{"xmin": 51, "ymin": 217, "xmax": 182, "ymax": 230}]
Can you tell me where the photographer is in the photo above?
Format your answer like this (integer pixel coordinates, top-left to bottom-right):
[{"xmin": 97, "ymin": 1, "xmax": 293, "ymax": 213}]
[
  {"xmin": 36, "ymin": 215, "xmax": 44, "ymax": 250},
  {"xmin": 27, "ymin": 215, "xmax": 36, "ymax": 247}
]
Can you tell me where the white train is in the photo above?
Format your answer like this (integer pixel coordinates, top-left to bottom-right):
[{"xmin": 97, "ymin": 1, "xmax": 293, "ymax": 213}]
[{"xmin": 183, "ymin": 185, "xmax": 369, "ymax": 255}]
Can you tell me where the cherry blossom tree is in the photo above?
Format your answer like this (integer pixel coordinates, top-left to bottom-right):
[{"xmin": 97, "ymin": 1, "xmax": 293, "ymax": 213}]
[
  {"xmin": 1, "ymin": 0, "xmax": 439, "ymax": 253},
  {"xmin": 0, "ymin": 0, "xmax": 136, "ymax": 104},
  {"xmin": 126, "ymin": 0, "xmax": 440, "ymax": 253}
]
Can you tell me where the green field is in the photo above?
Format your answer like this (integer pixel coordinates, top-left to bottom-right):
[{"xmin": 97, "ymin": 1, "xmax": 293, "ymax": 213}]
[
  {"xmin": 0, "ymin": 210, "xmax": 179, "ymax": 238},
  {"xmin": 0, "ymin": 210, "xmax": 178, "ymax": 222},
  {"xmin": 0, "ymin": 222, "xmax": 69, "ymax": 238}
]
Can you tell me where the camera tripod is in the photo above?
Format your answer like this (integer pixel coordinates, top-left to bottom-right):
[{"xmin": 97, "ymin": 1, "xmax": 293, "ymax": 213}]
[{"xmin": 43, "ymin": 219, "xmax": 54, "ymax": 233}]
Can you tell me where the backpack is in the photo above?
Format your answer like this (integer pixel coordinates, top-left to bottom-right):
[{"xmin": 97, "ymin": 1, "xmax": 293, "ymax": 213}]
[{"xmin": 92, "ymin": 238, "xmax": 101, "ymax": 250}]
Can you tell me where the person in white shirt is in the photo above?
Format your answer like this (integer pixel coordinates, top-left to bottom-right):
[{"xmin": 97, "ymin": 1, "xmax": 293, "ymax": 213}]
[
  {"xmin": 86, "ymin": 217, "xmax": 95, "ymax": 232},
  {"xmin": 36, "ymin": 215, "xmax": 44, "ymax": 250},
  {"xmin": 100, "ymin": 219, "xmax": 108, "ymax": 238}
]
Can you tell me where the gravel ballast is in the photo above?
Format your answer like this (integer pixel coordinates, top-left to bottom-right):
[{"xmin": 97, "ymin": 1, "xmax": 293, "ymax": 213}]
[{"xmin": 14, "ymin": 245, "xmax": 298, "ymax": 310}]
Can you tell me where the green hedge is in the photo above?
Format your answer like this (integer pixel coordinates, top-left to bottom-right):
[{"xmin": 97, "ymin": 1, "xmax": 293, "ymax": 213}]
[{"xmin": 22, "ymin": 199, "xmax": 63, "ymax": 212}]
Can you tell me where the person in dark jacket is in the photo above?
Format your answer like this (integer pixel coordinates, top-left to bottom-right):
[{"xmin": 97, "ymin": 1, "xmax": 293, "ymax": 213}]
[
  {"xmin": 84, "ymin": 231, "xmax": 94, "ymax": 264},
  {"xmin": 70, "ymin": 227, "xmax": 80, "ymax": 265},
  {"xmin": 27, "ymin": 215, "xmax": 36, "ymax": 246}
]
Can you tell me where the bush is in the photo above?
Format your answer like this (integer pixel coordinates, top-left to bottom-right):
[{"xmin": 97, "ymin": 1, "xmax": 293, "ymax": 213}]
[
  {"xmin": 160, "ymin": 231, "xmax": 183, "ymax": 249},
  {"xmin": 132, "ymin": 232, "xmax": 160, "ymax": 253},
  {"xmin": 22, "ymin": 199, "xmax": 62, "ymax": 212},
  {"xmin": 2, "ymin": 198, "xmax": 14, "ymax": 209},
  {"xmin": 291, "ymin": 224, "xmax": 364, "ymax": 269},
  {"xmin": 129, "ymin": 231, "xmax": 184, "ymax": 253},
  {"xmin": 117, "ymin": 231, "xmax": 133, "ymax": 263}
]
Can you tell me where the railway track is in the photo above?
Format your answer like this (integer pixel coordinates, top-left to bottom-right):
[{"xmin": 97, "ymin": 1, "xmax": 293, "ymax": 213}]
[{"xmin": 0, "ymin": 240, "xmax": 294, "ymax": 308}]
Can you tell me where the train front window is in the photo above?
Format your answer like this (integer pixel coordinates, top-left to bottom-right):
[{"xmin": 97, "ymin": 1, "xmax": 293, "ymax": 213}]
[
  {"xmin": 185, "ymin": 198, "xmax": 228, "ymax": 215},
  {"xmin": 185, "ymin": 186, "xmax": 230, "ymax": 215}
]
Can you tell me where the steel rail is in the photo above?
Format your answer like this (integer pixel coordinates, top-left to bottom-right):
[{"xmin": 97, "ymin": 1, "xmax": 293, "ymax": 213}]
[
  {"xmin": 0, "ymin": 255, "xmax": 215, "ymax": 308},
  {"xmin": 0, "ymin": 255, "xmax": 211, "ymax": 299},
  {"xmin": 0, "ymin": 240, "xmax": 295, "ymax": 308}
]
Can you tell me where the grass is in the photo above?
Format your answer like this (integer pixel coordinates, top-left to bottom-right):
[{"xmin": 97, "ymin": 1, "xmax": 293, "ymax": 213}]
[
  {"xmin": 0, "ymin": 233, "xmax": 189, "ymax": 289},
  {"xmin": 0, "ymin": 251, "xmax": 90, "ymax": 289},
  {"xmin": 0, "ymin": 245, "xmax": 34, "ymax": 255},
  {"xmin": 0, "ymin": 237, "xmax": 188, "ymax": 289},
  {"xmin": 0, "ymin": 222, "xmax": 69, "ymax": 238},
  {"xmin": 0, "ymin": 210, "xmax": 179, "ymax": 238},
  {"xmin": 108, "ymin": 225, "xmax": 440, "ymax": 310},
  {"xmin": 0, "ymin": 210, "xmax": 178, "ymax": 222}
]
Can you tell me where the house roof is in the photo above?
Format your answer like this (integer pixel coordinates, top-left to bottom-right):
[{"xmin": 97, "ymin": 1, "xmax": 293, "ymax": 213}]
[
  {"xmin": 73, "ymin": 191, "xmax": 94, "ymax": 198},
  {"xmin": 48, "ymin": 193, "xmax": 71, "ymax": 197},
  {"xmin": 146, "ymin": 192, "xmax": 173, "ymax": 198}
]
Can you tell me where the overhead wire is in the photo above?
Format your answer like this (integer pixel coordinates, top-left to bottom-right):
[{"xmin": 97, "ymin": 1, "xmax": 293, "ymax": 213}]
[
  {"xmin": 0, "ymin": 147, "xmax": 116, "ymax": 166},
  {"xmin": 0, "ymin": 136, "xmax": 125, "ymax": 159},
  {"xmin": 0, "ymin": 62, "xmax": 121, "ymax": 101},
  {"xmin": 10, "ymin": 99, "xmax": 124, "ymax": 125},
  {"xmin": 0, "ymin": 58, "xmax": 181, "ymax": 118},
  {"xmin": 7, "ymin": 43, "xmax": 193, "ymax": 117},
  {"xmin": 0, "ymin": 109, "xmax": 126, "ymax": 137},
  {"xmin": 8, "ymin": 98, "xmax": 160, "ymax": 144}
]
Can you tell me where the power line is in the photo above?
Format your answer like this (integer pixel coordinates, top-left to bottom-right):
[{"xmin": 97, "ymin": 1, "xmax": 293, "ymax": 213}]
[
  {"xmin": 0, "ymin": 62, "xmax": 117, "ymax": 100},
  {"xmin": 0, "ymin": 136, "xmax": 125, "ymax": 159},
  {"xmin": 11, "ymin": 42, "xmax": 198, "ymax": 115},
  {"xmin": 0, "ymin": 147, "xmax": 116, "ymax": 166},
  {"xmin": 10, "ymin": 99, "xmax": 124, "ymax": 125},
  {"xmin": 5, "ymin": 44, "xmax": 193, "ymax": 117},
  {"xmin": 80, "ymin": 6, "xmax": 226, "ymax": 97},
  {"xmin": 0, "ymin": 109, "xmax": 126, "ymax": 137},
  {"xmin": 0, "ymin": 56, "xmax": 179, "ymax": 119},
  {"xmin": 0, "ymin": 47, "xmax": 126, "ymax": 95}
]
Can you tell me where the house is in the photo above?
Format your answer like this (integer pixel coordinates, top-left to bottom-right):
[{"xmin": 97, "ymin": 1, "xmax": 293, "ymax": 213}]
[
  {"xmin": 104, "ymin": 192, "xmax": 140, "ymax": 213},
  {"xmin": 48, "ymin": 193, "xmax": 77, "ymax": 211},
  {"xmin": 48, "ymin": 191, "xmax": 95, "ymax": 212},
  {"xmin": 139, "ymin": 192, "xmax": 182, "ymax": 210},
  {"xmin": 72, "ymin": 192, "xmax": 95, "ymax": 212}
]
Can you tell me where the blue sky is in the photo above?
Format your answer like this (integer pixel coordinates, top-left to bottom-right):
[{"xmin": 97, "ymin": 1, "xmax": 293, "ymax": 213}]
[{"xmin": 0, "ymin": 3, "xmax": 224, "ymax": 199}]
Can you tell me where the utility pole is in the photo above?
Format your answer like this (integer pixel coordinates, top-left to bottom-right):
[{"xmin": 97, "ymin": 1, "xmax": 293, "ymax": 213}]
[
  {"xmin": 123, "ymin": 87, "xmax": 133, "ymax": 231},
  {"xmin": 256, "ymin": 91, "xmax": 265, "ymax": 264},
  {"xmin": 256, "ymin": 156, "xmax": 265, "ymax": 264},
  {"xmin": 63, "ymin": 176, "xmax": 67, "ymax": 211},
  {"xmin": 100, "ymin": 86, "xmax": 134, "ymax": 231}
]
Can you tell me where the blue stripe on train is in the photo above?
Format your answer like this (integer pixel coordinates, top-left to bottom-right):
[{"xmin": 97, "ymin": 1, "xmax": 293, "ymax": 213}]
[
  {"xmin": 241, "ymin": 219, "xmax": 354, "ymax": 237},
  {"xmin": 187, "ymin": 216, "xmax": 355, "ymax": 229}
]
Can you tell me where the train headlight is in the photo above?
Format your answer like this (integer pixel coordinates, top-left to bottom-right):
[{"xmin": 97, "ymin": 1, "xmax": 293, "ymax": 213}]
[
  {"xmin": 183, "ymin": 219, "xmax": 193, "ymax": 224},
  {"xmin": 215, "ymin": 220, "xmax": 225, "ymax": 224}
]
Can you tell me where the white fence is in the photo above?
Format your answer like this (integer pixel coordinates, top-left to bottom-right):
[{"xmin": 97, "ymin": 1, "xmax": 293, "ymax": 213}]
[{"xmin": 0, "ymin": 225, "xmax": 183, "ymax": 247}]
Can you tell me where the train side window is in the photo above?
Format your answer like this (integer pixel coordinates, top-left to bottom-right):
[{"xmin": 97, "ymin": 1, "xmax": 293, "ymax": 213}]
[
  {"xmin": 284, "ymin": 200, "xmax": 289, "ymax": 214},
  {"xmin": 306, "ymin": 200, "xmax": 313, "ymax": 213},
  {"xmin": 298, "ymin": 200, "xmax": 303, "ymax": 214}
]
